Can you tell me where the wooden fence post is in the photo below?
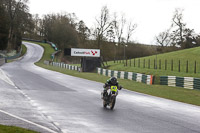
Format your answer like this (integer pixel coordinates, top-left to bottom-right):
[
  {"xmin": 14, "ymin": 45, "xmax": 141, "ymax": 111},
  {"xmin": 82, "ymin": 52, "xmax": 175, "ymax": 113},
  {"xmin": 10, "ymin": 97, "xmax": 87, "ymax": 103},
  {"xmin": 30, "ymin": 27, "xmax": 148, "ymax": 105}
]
[
  {"xmin": 178, "ymin": 60, "xmax": 180, "ymax": 72},
  {"xmin": 126, "ymin": 58, "xmax": 128, "ymax": 66},
  {"xmin": 143, "ymin": 59, "xmax": 145, "ymax": 68},
  {"xmin": 159, "ymin": 59, "xmax": 161, "ymax": 69},
  {"xmin": 165, "ymin": 59, "xmax": 167, "ymax": 70},
  {"xmin": 138, "ymin": 59, "xmax": 140, "ymax": 68},
  {"xmin": 194, "ymin": 61, "xmax": 196, "ymax": 74},
  {"xmin": 148, "ymin": 59, "xmax": 150, "ymax": 69},
  {"xmin": 171, "ymin": 59, "xmax": 173, "ymax": 71},
  {"xmin": 186, "ymin": 60, "xmax": 188, "ymax": 73}
]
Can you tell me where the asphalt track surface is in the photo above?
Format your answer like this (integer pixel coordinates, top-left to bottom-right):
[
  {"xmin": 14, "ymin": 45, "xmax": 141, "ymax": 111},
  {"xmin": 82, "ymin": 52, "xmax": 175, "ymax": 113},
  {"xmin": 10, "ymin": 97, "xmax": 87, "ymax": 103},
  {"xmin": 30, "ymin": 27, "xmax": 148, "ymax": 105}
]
[{"xmin": 0, "ymin": 42, "xmax": 200, "ymax": 133}]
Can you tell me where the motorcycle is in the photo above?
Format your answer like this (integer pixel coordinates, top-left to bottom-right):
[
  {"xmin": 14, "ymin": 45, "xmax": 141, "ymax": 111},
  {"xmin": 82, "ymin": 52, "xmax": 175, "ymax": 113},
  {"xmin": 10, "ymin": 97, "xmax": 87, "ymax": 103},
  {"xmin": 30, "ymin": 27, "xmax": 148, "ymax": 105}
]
[{"xmin": 101, "ymin": 85, "xmax": 122, "ymax": 110}]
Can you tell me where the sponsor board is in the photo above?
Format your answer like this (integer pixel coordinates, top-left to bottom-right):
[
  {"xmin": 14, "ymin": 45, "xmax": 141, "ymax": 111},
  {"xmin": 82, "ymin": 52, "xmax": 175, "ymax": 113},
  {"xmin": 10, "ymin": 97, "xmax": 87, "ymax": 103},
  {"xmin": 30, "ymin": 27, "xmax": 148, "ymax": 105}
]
[{"xmin": 71, "ymin": 48, "xmax": 100, "ymax": 57}]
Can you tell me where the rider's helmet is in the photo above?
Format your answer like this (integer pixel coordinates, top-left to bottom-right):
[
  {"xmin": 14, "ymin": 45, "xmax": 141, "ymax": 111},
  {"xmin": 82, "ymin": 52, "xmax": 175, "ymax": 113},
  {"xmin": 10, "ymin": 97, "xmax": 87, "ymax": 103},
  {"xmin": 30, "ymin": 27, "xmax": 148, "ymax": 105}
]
[{"xmin": 110, "ymin": 77, "xmax": 117, "ymax": 85}]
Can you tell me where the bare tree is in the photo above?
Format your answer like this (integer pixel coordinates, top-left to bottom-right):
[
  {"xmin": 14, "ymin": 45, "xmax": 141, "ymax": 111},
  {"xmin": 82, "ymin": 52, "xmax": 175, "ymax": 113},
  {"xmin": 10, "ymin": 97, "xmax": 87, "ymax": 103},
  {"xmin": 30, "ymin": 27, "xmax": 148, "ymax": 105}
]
[
  {"xmin": 155, "ymin": 27, "xmax": 172, "ymax": 47},
  {"xmin": 113, "ymin": 13, "xmax": 126, "ymax": 45},
  {"xmin": 94, "ymin": 6, "xmax": 113, "ymax": 48},
  {"xmin": 171, "ymin": 8, "xmax": 186, "ymax": 47},
  {"xmin": 126, "ymin": 21, "xmax": 137, "ymax": 43},
  {"xmin": 106, "ymin": 25, "xmax": 115, "ymax": 42}
]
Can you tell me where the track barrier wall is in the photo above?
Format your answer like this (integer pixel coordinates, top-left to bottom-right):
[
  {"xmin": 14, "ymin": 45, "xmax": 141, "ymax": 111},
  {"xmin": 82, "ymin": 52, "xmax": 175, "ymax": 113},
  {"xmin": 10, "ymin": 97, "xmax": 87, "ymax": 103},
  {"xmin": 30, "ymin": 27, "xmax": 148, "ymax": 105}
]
[
  {"xmin": 160, "ymin": 76, "xmax": 200, "ymax": 90},
  {"xmin": 97, "ymin": 68, "xmax": 153, "ymax": 85},
  {"xmin": 44, "ymin": 60, "xmax": 81, "ymax": 72}
]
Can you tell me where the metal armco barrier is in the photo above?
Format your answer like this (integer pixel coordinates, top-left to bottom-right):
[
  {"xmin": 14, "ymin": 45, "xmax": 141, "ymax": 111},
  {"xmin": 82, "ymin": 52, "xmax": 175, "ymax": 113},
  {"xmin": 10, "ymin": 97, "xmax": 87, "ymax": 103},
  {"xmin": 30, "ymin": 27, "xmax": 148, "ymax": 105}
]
[
  {"xmin": 160, "ymin": 76, "xmax": 200, "ymax": 90},
  {"xmin": 5, "ymin": 49, "xmax": 22, "ymax": 60},
  {"xmin": 97, "ymin": 68, "xmax": 153, "ymax": 85}
]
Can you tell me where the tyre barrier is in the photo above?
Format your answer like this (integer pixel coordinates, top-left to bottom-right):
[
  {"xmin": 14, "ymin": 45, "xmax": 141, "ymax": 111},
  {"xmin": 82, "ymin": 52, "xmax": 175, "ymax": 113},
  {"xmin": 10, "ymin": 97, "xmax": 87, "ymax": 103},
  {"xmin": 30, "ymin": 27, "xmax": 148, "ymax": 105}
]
[
  {"xmin": 160, "ymin": 76, "xmax": 200, "ymax": 90},
  {"xmin": 44, "ymin": 60, "xmax": 81, "ymax": 72},
  {"xmin": 97, "ymin": 68, "xmax": 153, "ymax": 85}
]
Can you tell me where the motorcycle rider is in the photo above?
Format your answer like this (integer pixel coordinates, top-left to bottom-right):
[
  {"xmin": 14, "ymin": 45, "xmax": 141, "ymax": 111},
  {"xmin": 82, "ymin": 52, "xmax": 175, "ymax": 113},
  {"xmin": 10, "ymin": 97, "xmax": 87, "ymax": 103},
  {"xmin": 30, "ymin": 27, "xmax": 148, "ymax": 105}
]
[{"xmin": 102, "ymin": 77, "xmax": 122, "ymax": 99}]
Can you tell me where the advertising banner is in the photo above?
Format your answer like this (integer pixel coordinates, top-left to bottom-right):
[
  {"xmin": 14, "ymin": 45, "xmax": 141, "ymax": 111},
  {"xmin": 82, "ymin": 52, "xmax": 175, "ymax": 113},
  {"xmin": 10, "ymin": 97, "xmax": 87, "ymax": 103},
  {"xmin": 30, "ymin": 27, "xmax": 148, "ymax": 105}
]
[{"xmin": 71, "ymin": 48, "xmax": 100, "ymax": 57}]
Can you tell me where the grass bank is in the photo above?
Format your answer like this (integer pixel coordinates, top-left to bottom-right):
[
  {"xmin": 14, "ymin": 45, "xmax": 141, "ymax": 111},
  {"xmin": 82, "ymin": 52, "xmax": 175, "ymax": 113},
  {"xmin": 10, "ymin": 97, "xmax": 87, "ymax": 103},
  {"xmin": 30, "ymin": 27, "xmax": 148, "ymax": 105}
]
[
  {"xmin": 0, "ymin": 125, "xmax": 37, "ymax": 133},
  {"xmin": 107, "ymin": 47, "xmax": 200, "ymax": 84},
  {"xmin": 31, "ymin": 41, "xmax": 200, "ymax": 106},
  {"xmin": 21, "ymin": 44, "xmax": 27, "ymax": 56}
]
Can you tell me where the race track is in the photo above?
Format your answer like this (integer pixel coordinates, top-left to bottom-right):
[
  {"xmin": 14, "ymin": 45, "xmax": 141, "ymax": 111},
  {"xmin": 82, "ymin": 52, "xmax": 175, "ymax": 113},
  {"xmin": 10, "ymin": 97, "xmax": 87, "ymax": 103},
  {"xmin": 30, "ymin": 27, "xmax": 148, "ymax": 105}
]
[{"xmin": 1, "ymin": 42, "xmax": 200, "ymax": 133}]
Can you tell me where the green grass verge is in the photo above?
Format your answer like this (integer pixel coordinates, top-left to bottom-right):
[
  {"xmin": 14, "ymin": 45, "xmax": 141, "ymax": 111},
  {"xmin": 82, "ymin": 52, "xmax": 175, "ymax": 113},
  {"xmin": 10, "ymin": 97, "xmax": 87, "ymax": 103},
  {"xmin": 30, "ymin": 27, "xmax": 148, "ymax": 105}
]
[
  {"xmin": 33, "ymin": 42, "xmax": 55, "ymax": 66},
  {"xmin": 21, "ymin": 44, "xmax": 27, "ymax": 56},
  {"xmin": 31, "ymin": 41, "xmax": 200, "ymax": 106},
  {"xmin": 0, "ymin": 125, "xmax": 38, "ymax": 133}
]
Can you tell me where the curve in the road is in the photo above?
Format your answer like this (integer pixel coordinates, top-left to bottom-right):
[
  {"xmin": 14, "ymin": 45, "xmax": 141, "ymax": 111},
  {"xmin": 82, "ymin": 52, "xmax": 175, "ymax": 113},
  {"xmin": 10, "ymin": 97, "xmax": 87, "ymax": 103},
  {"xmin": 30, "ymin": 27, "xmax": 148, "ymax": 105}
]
[{"xmin": 0, "ymin": 42, "xmax": 200, "ymax": 133}]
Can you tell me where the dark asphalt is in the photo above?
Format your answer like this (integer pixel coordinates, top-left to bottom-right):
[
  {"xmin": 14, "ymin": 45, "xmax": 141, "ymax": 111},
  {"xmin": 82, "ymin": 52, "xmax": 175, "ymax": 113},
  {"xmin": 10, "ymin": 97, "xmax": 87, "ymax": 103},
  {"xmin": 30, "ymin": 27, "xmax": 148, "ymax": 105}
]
[{"xmin": 1, "ymin": 42, "xmax": 200, "ymax": 133}]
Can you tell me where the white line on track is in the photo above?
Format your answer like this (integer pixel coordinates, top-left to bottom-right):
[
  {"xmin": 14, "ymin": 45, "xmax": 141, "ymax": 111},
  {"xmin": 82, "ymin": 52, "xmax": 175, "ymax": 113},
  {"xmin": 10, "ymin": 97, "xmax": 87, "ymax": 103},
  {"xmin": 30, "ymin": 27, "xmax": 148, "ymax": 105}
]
[
  {"xmin": 0, "ymin": 109, "xmax": 58, "ymax": 133},
  {"xmin": 53, "ymin": 122, "xmax": 60, "ymax": 126}
]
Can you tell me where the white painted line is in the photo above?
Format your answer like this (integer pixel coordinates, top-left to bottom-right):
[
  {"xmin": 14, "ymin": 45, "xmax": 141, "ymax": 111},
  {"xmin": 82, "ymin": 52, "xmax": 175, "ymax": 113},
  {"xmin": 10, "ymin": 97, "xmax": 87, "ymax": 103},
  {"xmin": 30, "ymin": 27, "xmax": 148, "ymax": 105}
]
[
  {"xmin": 27, "ymin": 97, "xmax": 31, "ymax": 100},
  {"xmin": 53, "ymin": 122, "xmax": 60, "ymax": 126},
  {"xmin": 0, "ymin": 109, "xmax": 57, "ymax": 133},
  {"xmin": 61, "ymin": 129, "xmax": 69, "ymax": 133},
  {"xmin": 47, "ymin": 116, "xmax": 53, "ymax": 121},
  {"xmin": 0, "ymin": 68, "xmax": 15, "ymax": 86}
]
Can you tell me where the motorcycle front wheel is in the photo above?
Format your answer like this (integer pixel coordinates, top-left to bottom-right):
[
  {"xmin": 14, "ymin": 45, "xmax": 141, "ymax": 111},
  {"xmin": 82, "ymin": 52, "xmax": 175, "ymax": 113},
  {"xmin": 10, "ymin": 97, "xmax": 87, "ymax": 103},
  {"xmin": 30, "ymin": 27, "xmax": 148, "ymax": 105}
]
[
  {"xmin": 103, "ymin": 100, "xmax": 108, "ymax": 108},
  {"xmin": 110, "ymin": 97, "xmax": 116, "ymax": 110}
]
